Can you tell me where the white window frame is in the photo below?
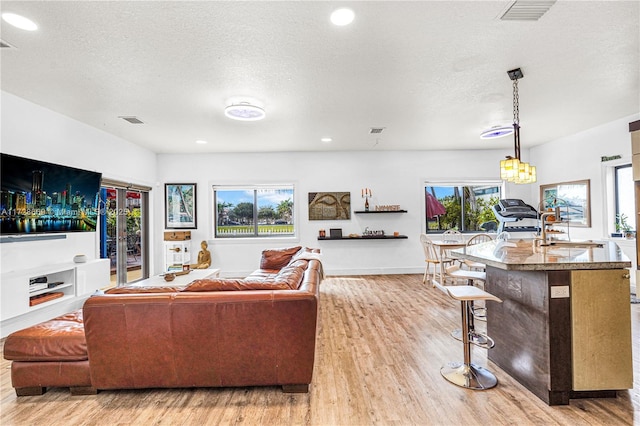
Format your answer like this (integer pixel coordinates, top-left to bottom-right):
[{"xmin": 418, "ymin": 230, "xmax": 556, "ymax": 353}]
[
  {"xmin": 423, "ymin": 180, "xmax": 504, "ymax": 234},
  {"xmin": 212, "ymin": 183, "xmax": 297, "ymax": 240},
  {"xmin": 601, "ymin": 157, "xmax": 634, "ymax": 237}
]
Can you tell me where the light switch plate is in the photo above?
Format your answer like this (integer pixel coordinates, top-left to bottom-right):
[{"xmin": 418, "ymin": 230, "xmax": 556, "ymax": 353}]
[{"xmin": 550, "ymin": 285, "xmax": 570, "ymax": 298}]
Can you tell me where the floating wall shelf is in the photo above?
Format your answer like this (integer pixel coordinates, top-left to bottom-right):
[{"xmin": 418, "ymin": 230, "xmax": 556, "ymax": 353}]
[
  {"xmin": 318, "ymin": 235, "xmax": 408, "ymax": 241},
  {"xmin": 354, "ymin": 210, "xmax": 407, "ymax": 214}
]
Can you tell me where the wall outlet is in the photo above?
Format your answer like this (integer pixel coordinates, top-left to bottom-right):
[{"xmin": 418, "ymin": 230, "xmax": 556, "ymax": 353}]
[{"xmin": 550, "ymin": 285, "xmax": 570, "ymax": 298}]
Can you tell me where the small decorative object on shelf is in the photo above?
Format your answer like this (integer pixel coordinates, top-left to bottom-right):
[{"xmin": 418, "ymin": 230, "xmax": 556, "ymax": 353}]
[
  {"xmin": 361, "ymin": 188, "xmax": 372, "ymax": 211},
  {"xmin": 363, "ymin": 228, "xmax": 385, "ymax": 237},
  {"xmin": 73, "ymin": 254, "xmax": 87, "ymax": 263},
  {"xmin": 330, "ymin": 228, "xmax": 343, "ymax": 238},
  {"xmin": 375, "ymin": 204, "xmax": 401, "ymax": 211},
  {"xmin": 319, "ymin": 229, "xmax": 326, "ymax": 237}
]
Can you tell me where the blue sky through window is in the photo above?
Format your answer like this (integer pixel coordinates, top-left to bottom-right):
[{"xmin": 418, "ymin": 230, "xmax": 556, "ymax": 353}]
[
  {"xmin": 216, "ymin": 189, "xmax": 293, "ymax": 208},
  {"xmin": 428, "ymin": 186, "xmax": 455, "ymax": 199}
]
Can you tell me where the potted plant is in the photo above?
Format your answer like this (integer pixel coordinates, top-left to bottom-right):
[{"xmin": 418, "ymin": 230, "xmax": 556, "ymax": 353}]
[{"xmin": 615, "ymin": 213, "xmax": 635, "ymax": 239}]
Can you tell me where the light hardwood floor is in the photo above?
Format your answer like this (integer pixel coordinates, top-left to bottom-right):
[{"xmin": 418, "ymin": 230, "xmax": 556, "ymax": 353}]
[{"xmin": 2, "ymin": 274, "xmax": 639, "ymax": 425}]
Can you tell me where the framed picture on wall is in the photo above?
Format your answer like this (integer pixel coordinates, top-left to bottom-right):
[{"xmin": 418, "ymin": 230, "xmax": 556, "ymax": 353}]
[
  {"xmin": 539, "ymin": 179, "xmax": 590, "ymax": 227},
  {"xmin": 308, "ymin": 191, "xmax": 351, "ymax": 220},
  {"xmin": 165, "ymin": 183, "xmax": 197, "ymax": 229}
]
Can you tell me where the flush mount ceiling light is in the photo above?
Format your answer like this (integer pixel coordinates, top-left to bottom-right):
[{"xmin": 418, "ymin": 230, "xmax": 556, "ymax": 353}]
[
  {"xmin": 480, "ymin": 125, "xmax": 514, "ymax": 139},
  {"xmin": 321, "ymin": 137, "xmax": 333, "ymax": 143},
  {"xmin": 224, "ymin": 102, "xmax": 265, "ymax": 121},
  {"xmin": 330, "ymin": 8, "xmax": 355, "ymax": 26},
  {"xmin": 2, "ymin": 12, "xmax": 38, "ymax": 31},
  {"xmin": 499, "ymin": 67, "xmax": 537, "ymax": 184}
]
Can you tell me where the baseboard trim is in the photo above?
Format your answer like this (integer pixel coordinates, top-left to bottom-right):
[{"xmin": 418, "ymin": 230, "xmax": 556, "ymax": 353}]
[{"xmin": 220, "ymin": 268, "xmax": 424, "ymax": 278}]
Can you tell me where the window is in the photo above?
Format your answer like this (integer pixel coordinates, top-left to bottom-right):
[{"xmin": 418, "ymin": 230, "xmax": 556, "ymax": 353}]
[
  {"xmin": 615, "ymin": 164, "xmax": 635, "ymax": 232},
  {"xmin": 213, "ymin": 185, "xmax": 295, "ymax": 238},
  {"xmin": 425, "ymin": 182, "xmax": 502, "ymax": 233}
]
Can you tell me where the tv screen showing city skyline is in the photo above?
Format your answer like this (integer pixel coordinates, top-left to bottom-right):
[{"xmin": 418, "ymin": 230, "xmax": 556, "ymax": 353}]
[{"xmin": 1, "ymin": 153, "xmax": 102, "ymax": 235}]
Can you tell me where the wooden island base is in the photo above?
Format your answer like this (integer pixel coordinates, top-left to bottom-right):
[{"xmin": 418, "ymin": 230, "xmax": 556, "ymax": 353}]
[{"xmin": 454, "ymin": 240, "xmax": 633, "ymax": 406}]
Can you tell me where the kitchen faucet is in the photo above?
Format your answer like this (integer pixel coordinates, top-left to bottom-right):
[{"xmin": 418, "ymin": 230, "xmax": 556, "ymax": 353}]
[{"xmin": 535, "ymin": 211, "xmax": 555, "ymax": 246}]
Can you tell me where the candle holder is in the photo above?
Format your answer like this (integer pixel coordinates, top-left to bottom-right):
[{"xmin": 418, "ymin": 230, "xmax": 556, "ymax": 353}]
[{"xmin": 361, "ymin": 188, "xmax": 372, "ymax": 211}]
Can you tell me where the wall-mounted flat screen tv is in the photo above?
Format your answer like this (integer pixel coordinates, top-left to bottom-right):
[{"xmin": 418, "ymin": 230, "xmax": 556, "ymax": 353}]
[{"xmin": 1, "ymin": 153, "xmax": 102, "ymax": 235}]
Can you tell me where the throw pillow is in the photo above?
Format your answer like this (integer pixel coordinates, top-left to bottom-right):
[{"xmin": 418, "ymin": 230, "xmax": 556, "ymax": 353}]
[{"xmin": 259, "ymin": 246, "xmax": 302, "ymax": 270}]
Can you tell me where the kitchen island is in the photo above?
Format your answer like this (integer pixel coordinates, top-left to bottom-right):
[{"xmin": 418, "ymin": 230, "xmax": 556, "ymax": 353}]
[{"xmin": 452, "ymin": 239, "xmax": 633, "ymax": 405}]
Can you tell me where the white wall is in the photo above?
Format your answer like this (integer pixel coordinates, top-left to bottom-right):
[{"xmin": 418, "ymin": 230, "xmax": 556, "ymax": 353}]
[
  {"xmin": 157, "ymin": 149, "xmax": 526, "ymax": 277},
  {"xmin": 3, "ymin": 91, "xmax": 637, "ymax": 279},
  {"xmin": 529, "ymin": 113, "xmax": 640, "ymax": 241},
  {"xmin": 0, "ymin": 91, "xmax": 157, "ymax": 273},
  {"xmin": 156, "ymin": 116, "xmax": 640, "ymax": 277}
]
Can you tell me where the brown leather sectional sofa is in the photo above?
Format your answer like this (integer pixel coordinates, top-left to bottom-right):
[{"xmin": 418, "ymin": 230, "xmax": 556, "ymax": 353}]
[{"xmin": 3, "ymin": 246, "xmax": 322, "ymax": 396}]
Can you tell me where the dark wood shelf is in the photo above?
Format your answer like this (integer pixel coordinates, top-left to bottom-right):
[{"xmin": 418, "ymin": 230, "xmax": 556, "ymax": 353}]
[
  {"xmin": 354, "ymin": 210, "xmax": 407, "ymax": 214},
  {"xmin": 318, "ymin": 235, "xmax": 408, "ymax": 240}
]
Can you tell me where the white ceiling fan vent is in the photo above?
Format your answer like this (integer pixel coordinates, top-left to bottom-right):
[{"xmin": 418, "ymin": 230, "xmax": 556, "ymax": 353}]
[
  {"xmin": 500, "ymin": 1, "xmax": 556, "ymax": 21},
  {"xmin": 0, "ymin": 39, "xmax": 15, "ymax": 49},
  {"xmin": 369, "ymin": 127, "xmax": 385, "ymax": 134},
  {"xmin": 119, "ymin": 116, "xmax": 145, "ymax": 124}
]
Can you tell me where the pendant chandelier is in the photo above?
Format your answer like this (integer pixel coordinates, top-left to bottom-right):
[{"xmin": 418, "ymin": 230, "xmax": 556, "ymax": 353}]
[{"xmin": 500, "ymin": 68, "xmax": 537, "ymax": 184}]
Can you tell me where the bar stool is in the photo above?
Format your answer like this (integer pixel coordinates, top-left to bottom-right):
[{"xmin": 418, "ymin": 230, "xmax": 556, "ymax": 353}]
[
  {"xmin": 440, "ymin": 285, "xmax": 502, "ymax": 390},
  {"xmin": 445, "ymin": 266, "xmax": 487, "ymax": 332}
]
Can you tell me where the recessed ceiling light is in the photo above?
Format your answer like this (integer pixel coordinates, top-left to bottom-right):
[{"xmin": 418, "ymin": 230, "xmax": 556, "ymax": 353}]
[
  {"xmin": 224, "ymin": 102, "xmax": 266, "ymax": 121},
  {"xmin": 480, "ymin": 125, "xmax": 514, "ymax": 139},
  {"xmin": 2, "ymin": 13, "xmax": 38, "ymax": 31},
  {"xmin": 330, "ymin": 8, "xmax": 355, "ymax": 26},
  {"xmin": 195, "ymin": 140, "xmax": 208, "ymax": 145},
  {"xmin": 321, "ymin": 137, "xmax": 333, "ymax": 143}
]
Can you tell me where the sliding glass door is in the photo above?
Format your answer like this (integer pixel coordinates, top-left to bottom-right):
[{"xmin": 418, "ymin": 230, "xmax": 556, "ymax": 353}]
[{"xmin": 100, "ymin": 183, "xmax": 150, "ymax": 287}]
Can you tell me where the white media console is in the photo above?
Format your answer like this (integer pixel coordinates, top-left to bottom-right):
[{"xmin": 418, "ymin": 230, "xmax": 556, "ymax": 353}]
[{"xmin": 1, "ymin": 259, "xmax": 110, "ymax": 337}]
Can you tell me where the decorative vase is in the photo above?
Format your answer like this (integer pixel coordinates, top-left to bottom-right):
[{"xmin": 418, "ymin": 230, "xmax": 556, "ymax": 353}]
[{"xmin": 365, "ymin": 197, "xmax": 369, "ymax": 212}]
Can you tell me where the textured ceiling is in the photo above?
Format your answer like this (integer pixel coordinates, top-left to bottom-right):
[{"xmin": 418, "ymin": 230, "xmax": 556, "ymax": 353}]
[{"xmin": 1, "ymin": 1, "xmax": 638, "ymax": 154}]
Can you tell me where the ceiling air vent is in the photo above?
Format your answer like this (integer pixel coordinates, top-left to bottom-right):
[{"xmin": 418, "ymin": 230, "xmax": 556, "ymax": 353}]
[
  {"xmin": 0, "ymin": 39, "xmax": 15, "ymax": 49},
  {"xmin": 119, "ymin": 116, "xmax": 145, "ymax": 124},
  {"xmin": 369, "ymin": 127, "xmax": 385, "ymax": 134},
  {"xmin": 500, "ymin": 0, "xmax": 556, "ymax": 21}
]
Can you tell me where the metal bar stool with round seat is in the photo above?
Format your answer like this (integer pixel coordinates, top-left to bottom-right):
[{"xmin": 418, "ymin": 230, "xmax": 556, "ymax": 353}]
[
  {"xmin": 440, "ymin": 285, "xmax": 502, "ymax": 390},
  {"xmin": 439, "ymin": 263, "xmax": 488, "ymax": 345}
]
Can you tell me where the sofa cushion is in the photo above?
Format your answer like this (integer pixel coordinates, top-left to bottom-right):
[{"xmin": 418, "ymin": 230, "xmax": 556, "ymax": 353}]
[
  {"xmin": 259, "ymin": 246, "xmax": 302, "ymax": 270},
  {"xmin": 275, "ymin": 259, "xmax": 308, "ymax": 289},
  {"xmin": 245, "ymin": 269, "xmax": 279, "ymax": 280},
  {"xmin": 105, "ymin": 286, "xmax": 184, "ymax": 294},
  {"xmin": 3, "ymin": 310, "xmax": 87, "ymax": 362},
  {"xmin": 182, "ymin": 278, "xmax": 291, "ymax": 292}
]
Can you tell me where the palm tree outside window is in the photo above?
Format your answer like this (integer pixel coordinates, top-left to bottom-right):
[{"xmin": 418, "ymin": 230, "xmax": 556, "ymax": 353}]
[
  {"xmin": 425, "ymin": 183, "xmax": 502, "ymax": 233},
  {"xmin": 213, "ymin": 185, "xmax": 295, "ymax": 238}
]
